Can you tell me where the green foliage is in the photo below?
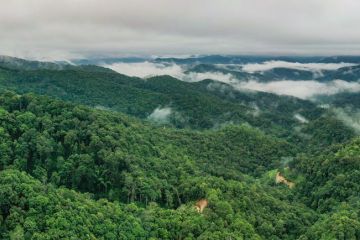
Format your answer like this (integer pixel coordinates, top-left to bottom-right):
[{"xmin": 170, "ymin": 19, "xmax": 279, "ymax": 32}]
[
  {"xmin": 303, "ymin": 209, "xmax": 360, "ymax": 240},
  {"xmin": 0, "ymin": 63, "xmax": 354, "ymax": 151},
  {"xmin": 0, "ymin": 169, "xmax": 317, "ymax": 240},
  {"xmin": 0, "ymin": 92, "xmax": 293, "ymax": 201},
  {"xmin": 0, "ymin": 57, "xmax": 359, "ymax": 239},
  {"xmin": 294, "ymin": 138, "xmax": 360, "ymax": 212},
  {"xmin": 0, "ymin": 92, "xmax": 323, "ymax": 239},
  {"xmin": 0, "ymin": 169, "xmax": 146, "ymax": 239},
  {"xmin": 302, "ymin": 116, "xmax": 356, "ymax": 148}
]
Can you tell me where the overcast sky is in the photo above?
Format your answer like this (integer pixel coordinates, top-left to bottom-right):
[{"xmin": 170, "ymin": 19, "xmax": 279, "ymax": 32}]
[{"xmin": 1, "ymin": 0, "xmax": 360, "ymax": 60}]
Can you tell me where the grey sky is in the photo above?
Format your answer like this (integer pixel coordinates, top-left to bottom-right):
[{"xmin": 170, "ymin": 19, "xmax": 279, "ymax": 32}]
[{"xmin": 1, "ymin": 0, "xmax": 360, "ymax": 60}]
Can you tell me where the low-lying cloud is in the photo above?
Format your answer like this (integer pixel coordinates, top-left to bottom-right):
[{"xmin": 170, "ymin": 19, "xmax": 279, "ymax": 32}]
[
  {"xmin": 184, "ymin": 72, "xmax": 236, "ymax": 83},
  {"xmin": 148, "ymin": 106, "xmax": 172, "ymax": 123},
  {"xmin": 294, "ymin": 113, "xmax": 309, "ymax": 123},
  {"xmin": 105, "ymin": 62, "xmax": 184, "ymax": 78},
  {"xmin": 241, "ymin": 61, "xmax": 356, "ymax": 73},
  {"xmin": 106, "ymin": 62, "xmax": 237, "ymax": 83},
  {"xmin": 235, "ymin": 80, "xmax": 360, "ymax": 99},
  {"xmin": 106, "ymin": 61, "xmax": 360, "ymax": 99},
  {"xmin": 334, "ymin": 108, "xmax": 360, "ymax": 133}
]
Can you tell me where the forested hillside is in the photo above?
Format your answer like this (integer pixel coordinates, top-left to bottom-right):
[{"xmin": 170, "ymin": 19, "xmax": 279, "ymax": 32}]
[
  {"xmin": 0, "ymin": 91, "xmax": 359, "ymax": 239},
  {"xmin": 0, "ymin": 57, "xmax": 355, "ymax": 151},
  {"xmin": 0, "ymin": 57, "xmax": 359, "ymax": 239}
]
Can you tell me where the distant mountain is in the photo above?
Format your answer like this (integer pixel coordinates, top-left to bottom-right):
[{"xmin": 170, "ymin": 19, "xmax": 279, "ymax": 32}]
[
  {"xmin": 154, "ymin": 55, "xmax": 325, "ymax": 64},
  {"xmin": 69, "ymin": 55, "xmax": 360, "ymax": 82},
  {"xmin": 186, "ymin": 63, "xmax": 360, "ymax": 82},
  {"xmin": 71, "ymin": 56, "xmax": 151, "ymax": 65},
  {"xmin": 72, "ymin": 55, "xmax": 360, "ymax": 65},
  {"xmin": 0, "ymin": 55, "xmax": 66, "ymax": 70},
  {"xmin": 0, "ymin": 55, "xmax": 116, "ymax": 73},
  {"xmin": 318, "ymin": 56, "xmax": 360, "ymax": 63},
  {"xmin": 318, "ymin": 65, "xmax": 360, "ymax": 82},
  {"xmin": 186, "ymin": 64, "xmax": 316, "ymax": 82},
  {"xmin": 75, "ymin": 55, "xmax": 359, "ymax": 66}
]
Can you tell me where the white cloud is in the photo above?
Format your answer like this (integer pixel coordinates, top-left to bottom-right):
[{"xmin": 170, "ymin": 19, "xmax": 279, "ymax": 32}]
[
  {"xmin": 234, "ymin": 80, "xmax": 360, "ymax": 99},
  {"xmin": 184, "ymin": 72, "xmax": 236, "ymax": 83},
  {"xmin": 249, "ymin": 103, "xmax": 261, "ymax": 117},
  {"xmin": 106, "ymin": 62, "xmax": 239, "ymax": 84},
  {"xmin": 107, "ymin": 61, "xmax": 360, "ymax": 100},
  {"xmin": 242, "ymin": 61, "xmax": 356, "ymax": 73},
  {"xmin": 148, "ymin": 107, "xmax": 172, "ymax": 123},
  {"xmin": 334, "ymin": 108, "xmax": 360, "ymax": 133},
  {"xmin": 105, "ymin": 62, "xmax": 184, "ymax": 78},
  {"xmin": 294, "ymin": 114, "xmax": 309, "ymax": 123}
]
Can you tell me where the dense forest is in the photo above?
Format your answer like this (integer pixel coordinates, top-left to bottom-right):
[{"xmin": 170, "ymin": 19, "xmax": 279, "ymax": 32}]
[
  {"xmin": 0, "ymin": 58, "xmax": 356, "ymax": 149},
  {"xmin": 0, "ymin": 57, "xmax": 360, "ymax": 239}
]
